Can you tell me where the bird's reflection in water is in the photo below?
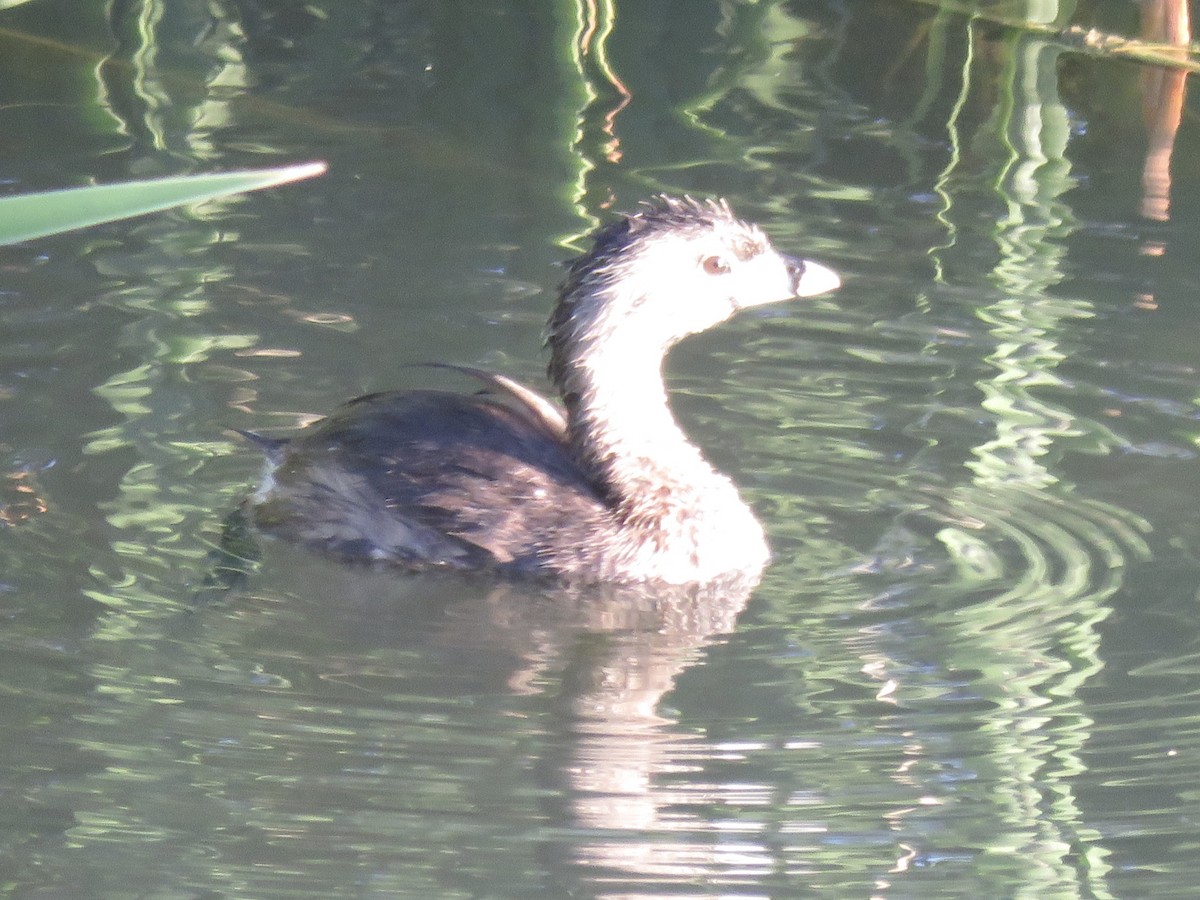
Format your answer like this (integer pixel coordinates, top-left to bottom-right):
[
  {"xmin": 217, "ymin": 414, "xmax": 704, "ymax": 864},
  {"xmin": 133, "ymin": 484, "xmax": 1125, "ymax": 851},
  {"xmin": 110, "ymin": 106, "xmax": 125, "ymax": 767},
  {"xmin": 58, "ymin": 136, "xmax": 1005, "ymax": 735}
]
[{"xmin": 214, "ymin": 543, "xmax": 758, "ymax": 891}]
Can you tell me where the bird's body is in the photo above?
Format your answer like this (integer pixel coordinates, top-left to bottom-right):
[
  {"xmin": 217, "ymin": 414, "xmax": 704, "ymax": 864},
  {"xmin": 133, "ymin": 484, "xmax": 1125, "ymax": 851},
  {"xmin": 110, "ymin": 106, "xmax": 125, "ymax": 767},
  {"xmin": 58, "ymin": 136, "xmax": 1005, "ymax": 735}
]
[{"xmin": 243, "ymin": 197, "xmax": 840, "ymax": 584}]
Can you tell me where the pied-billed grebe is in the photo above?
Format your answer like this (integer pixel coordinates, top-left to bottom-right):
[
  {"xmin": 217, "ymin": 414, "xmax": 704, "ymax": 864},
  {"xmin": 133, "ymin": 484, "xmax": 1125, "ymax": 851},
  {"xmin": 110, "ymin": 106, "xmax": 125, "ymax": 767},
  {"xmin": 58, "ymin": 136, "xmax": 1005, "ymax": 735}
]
[{"xmin": 243, "ymin": 196, "xmax": 840, "ymax": 584}]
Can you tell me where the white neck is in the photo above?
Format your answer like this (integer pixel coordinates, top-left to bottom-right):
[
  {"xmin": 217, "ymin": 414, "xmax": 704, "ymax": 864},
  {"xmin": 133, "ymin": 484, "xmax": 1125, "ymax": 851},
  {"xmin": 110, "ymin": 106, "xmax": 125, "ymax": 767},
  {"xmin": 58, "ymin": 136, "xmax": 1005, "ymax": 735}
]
[{"xmin": 560, "ymin": 330, "xmax": 769, "ymax": 583}]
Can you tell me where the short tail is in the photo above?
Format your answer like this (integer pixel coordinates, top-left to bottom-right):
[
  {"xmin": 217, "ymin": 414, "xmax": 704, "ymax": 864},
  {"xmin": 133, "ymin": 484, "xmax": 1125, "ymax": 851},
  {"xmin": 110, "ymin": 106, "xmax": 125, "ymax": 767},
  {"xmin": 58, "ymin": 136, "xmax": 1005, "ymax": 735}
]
[{"xmin": 231, "ymin": 428, "xmax": 288, "ymax": 464}]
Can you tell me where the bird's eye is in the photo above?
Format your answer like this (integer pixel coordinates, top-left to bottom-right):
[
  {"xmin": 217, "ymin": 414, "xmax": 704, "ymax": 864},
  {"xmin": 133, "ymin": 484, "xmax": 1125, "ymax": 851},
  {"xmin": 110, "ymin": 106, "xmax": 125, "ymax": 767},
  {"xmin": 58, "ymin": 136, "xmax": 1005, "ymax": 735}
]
[{"xmin": 702, "ymin": 255, "xmax": 731, "ymax": 276}]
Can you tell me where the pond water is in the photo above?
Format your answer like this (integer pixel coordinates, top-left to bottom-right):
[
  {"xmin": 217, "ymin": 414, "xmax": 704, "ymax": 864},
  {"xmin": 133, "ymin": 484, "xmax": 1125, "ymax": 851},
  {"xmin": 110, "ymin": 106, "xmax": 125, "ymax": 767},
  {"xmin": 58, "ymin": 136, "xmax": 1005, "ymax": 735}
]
[{"xmin": 2, "ymin": 0, "xmax": 1199, "ymax": 896}]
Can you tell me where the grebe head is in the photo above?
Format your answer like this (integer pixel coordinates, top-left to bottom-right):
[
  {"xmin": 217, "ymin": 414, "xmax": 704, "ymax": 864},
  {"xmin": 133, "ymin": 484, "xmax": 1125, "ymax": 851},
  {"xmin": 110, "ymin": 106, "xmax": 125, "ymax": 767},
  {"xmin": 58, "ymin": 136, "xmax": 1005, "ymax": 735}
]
[{"xmin": 548, "ymin": 196, "xmax": 840, "ymax": 388}]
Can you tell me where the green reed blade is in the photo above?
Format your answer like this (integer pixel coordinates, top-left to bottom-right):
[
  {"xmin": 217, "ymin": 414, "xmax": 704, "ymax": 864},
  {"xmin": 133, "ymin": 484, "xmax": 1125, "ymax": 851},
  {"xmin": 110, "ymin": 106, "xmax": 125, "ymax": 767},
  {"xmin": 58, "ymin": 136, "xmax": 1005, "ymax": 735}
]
[{"xmin": 0, "ymin": 160, "xmax": 327, "ymax": 246}]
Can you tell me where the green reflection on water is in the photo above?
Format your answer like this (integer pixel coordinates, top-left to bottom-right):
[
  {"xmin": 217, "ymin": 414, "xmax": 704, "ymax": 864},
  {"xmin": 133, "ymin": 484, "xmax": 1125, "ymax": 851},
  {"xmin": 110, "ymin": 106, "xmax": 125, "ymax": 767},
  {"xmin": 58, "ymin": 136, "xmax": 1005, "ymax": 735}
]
[
  {"xmin": 916, "ymin": 20, "xmax": 1146, "ymax": 899},
  {"xmin": 4, "ymin": 1, "xmax": 1190, "ymax": 897}
]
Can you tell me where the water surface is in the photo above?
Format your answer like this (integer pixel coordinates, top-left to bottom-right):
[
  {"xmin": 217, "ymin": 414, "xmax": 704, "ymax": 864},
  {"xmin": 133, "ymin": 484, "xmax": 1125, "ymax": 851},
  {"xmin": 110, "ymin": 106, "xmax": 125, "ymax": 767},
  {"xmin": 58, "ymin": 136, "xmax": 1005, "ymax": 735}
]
[{"xmin": 1, "ymin": 1, "xmax": 1198, "ymax": 896}]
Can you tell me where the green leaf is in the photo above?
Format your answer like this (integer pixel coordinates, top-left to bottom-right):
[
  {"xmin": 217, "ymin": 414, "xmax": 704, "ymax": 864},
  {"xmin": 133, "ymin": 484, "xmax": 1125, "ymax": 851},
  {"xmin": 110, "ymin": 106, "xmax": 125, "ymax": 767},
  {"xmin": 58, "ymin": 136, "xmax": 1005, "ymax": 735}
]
[{"xmin": 0, "ymin": 160, "xmax": 327, "ymax": 246}]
